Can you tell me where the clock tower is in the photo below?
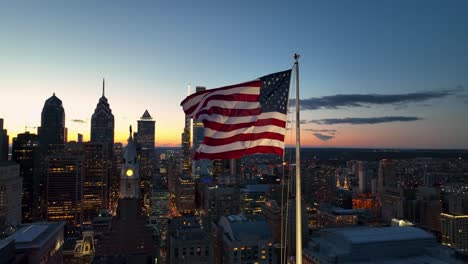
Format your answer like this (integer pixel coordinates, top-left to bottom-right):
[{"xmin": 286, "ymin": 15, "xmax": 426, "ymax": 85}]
[{"xmin": 120, "ymin": 125, "xmax": 140, "ymax": 198}]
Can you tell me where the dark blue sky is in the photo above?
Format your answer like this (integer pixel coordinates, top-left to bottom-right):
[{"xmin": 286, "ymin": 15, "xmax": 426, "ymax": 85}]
[{"xmin": 1, "ymin": 0, "xmax": 467, "ymax": 148}]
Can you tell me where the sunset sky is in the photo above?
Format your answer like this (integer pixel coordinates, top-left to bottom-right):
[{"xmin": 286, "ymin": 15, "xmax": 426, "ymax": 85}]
[{"xmin": 1, "ymin": 1, "xmax": 467, "ymax": 148}]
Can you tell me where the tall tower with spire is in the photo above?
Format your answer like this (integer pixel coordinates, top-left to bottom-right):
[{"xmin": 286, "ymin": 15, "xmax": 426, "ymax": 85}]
[
  {"xmin": 91, "ymin": 79, "xmax": 114, "ymax": 149},
  {"xmin": 120, "ymin": 126, "xmax": 140, "ymax": 198}
]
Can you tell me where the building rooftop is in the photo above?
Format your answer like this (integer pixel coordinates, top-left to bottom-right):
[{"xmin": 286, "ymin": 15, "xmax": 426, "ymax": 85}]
[
  {"xmin": 326, "ymin": 226, "xmax": 434, "ymax": 244},
  {"xmin": 44, "ymin": 93, "xmax": 63, "ymax": 107},
  {"xmin": 230, "ymin": 220, "xmax": 271, "ymax": 241},
  {"xmin": 7, "ymin": 222, "xmax": 65, "ymax": 250},
  {"xmin": 140, "ymin": 110, "xmax": 153, "ymax": 119},
  {"xmin": 11, "ymin": 225, "xmax": 48, "ymax": 243},
  {"xmin": 307, "ymin": 226, "xmax": 461, "ymax": 263},
  {"xmin": 220, "ymin": 215, "xmax": 272, "ymax": 242},
  {"xmin": 241, "ymin": 184, "xmax": 270, "ymax": 193}
]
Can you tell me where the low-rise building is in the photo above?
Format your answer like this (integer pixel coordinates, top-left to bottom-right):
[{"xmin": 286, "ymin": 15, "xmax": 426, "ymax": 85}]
[
  {"xmin": 304, "ymin": 226, "xmax": 462, "ymax": 263},
  {"xmin": 0, "ymin": 222, "xmax": 65, "ymax": 264},
  {"xmin": 216, "ymin": 214, "xmax": 276, "ymax": 264}
]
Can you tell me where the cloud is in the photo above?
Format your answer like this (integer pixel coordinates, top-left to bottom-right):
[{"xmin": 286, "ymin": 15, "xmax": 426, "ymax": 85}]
[
  {"xmin": 464, "ymin": 101, "xmax": 468, "ymax": 104},
  {"xmin": 287, "ymin": 120, "xmax": 308, "ymax": 124},
  {"xmin": 313, "ymin": 133, "xmax": 335, "ymax": 141},
  {"xmin": 310, "ymin": 116, "xmax": 422, "ymax": 125},
  {"xmin": 71, "ymin": 119, "xmax": 86, "ymax": 124},
  {"xmin": 303, "ymin": 128, "xmax": 337, "ymax": 134},
  {"xmin": 293, "ymin": 86, "xmax": 463, "ymax": 110}
]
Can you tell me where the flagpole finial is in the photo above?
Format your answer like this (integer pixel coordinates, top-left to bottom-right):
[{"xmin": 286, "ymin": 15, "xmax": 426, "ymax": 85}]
[{"xmin": 294, "ymin": 53, "xmax": 300, "ymax": 62}]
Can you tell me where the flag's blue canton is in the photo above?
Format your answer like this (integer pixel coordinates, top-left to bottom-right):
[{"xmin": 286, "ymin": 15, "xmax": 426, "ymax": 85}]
[{"xmin": 259, "ymin": 70, "xmax": 291, "ymax": 114}]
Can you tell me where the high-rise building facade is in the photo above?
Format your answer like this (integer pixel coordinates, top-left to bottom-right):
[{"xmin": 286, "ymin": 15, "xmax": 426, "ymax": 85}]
[
  {"xmin": 38, "ymin": 93, "xmax": 67, "ymax": 153},
  {"xmin": 378, "ymin": 159, "xmax": 397, "ymax": 192},
  {"xmin": 137, "ymin": 110, "xmax": 155, "ymax": 212},
  {"xmin": 192, "ymin": 86, "xmax": 209, "ymax": 178},
  {"xmin": 441, "ymin": 213, "xmax": 468, "ymax": 253},
  {"xmin": 82, "ymin": 142, "xmax": 111, "ymax": 223},
  {"xmin": 90, "ymin": 79, "xmax": 114, "ymax": 149},
  {"xmin": 11, "ymin": 132, "xmax": 39, "ymax": 223},
  {"xmin": 175, "ymin": 176, "xmax": 195, "ymax": 214},
  {"xmin": 45, "ymin": 151, "xmax": 84, "ymax": 231},
  {"xmin": 181, "ymin": 114, "xmax": 191, "ymax": 173},
  {"xmin": 0, "ymin": 118, "xmax": 9, "ymax": 161},
  {"xmin": 151, "ymin": 186, "xmax": 170, "ymax": 240},
  {"xmin": 109, "ymin": 143, "xmax": 122, "ymax": 214},
  {"xmin": 0, "ymin": 161, "xmax": 22, "ymax": 226}
]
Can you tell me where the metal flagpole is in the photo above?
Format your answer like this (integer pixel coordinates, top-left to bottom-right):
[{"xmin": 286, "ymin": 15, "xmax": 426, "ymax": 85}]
[{"xmin": 294, "ymin": 53, "xmax": 302, "ymax": 264}]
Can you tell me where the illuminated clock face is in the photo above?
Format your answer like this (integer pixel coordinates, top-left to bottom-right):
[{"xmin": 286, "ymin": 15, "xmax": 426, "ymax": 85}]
[{"xmin": 126, "ymin": 169, "xmax": 134, "ymax": 177}]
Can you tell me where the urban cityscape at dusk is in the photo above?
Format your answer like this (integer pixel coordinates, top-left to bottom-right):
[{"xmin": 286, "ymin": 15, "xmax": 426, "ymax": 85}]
[{"xmin": 0, "ymin": 1, "xmax": 467, "ymax": 264}]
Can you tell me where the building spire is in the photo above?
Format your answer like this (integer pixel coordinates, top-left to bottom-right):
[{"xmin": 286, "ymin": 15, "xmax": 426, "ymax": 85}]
[{"xmin": 102, "ymin": 78, "xmax": 105, "ymax": 97}]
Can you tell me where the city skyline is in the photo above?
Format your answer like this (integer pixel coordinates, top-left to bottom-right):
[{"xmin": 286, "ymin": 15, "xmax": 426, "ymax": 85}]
[{"xmin": 1, "ymin": 1, "xmax": 468, "ymax": 148}]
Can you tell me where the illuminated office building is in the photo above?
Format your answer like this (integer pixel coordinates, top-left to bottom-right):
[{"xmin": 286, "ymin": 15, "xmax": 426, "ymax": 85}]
[
  {"xmin": 109, "ymin": 143, "xmax": 122, "ymax": 214},
  {"xmin": 175, "ymin": 175, "xmax": 195, "ymax": 214},
  {"xmin": 441, "ymin": 213, "xmax": 468, "ymax": 253},
  {"xmin": 137, "ymin": 110, "xmax": 156, "ymax": 211},
  {"xmin": 151, "ymin": 186, "xmax": 170, "ymax": 239},
  {"xmin": 11, "ymin": 132, "xmax": 39, "ymax": 223},
  {"xmin": 82, "ymin": 142, "xmax": 111, "ymax": 224},
  {"xmin": 44, "ymin": 151, "xmax": 84, "ymax": 230},
  {"xmin": 240, "ymin": 185, "xmax": 270, "ymax": 215},
  {"xmin": 216, "ymin": 214, "xmax": 276, "ymax": 264},
  {"xmin": 181, "ymin": 115, "xmax": 191, "ymax": 173}
]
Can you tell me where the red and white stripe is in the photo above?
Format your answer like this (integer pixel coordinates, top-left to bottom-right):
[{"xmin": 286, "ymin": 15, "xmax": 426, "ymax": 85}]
[{"xmin": 181, "ymin": 80, "xmax": 287, "ymax": 160}]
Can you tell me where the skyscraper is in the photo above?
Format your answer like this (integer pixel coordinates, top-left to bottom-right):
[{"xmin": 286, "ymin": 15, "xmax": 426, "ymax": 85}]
[
  {"xmin": 38, "ymin": 93, "xmax": 67, "ymax": 153},
  {"xmin": 91, "ymin": 79, "xmax": 114, "ymax": 150},
  {"xmin": 137, "ymin": 110, "xmax": 155, "ymax": 211},
  {"xmin": 181, "ymin": 115, "xmax": 191, "ymax": 173},
  {"xmin": 11, "ymin": 132, "xmax": 39, "ymax": 223},
  {"xmin": 378, "ymin": 159, "xmax": 397, "ymax": 192},
  {"xmin": 109, "ymin": 143, "xmax": 122, "ymax": 214},
  {"xmin": 36, "ymin": 93, "xmax": 67, "ymax": 221},
  {"xmin": 441, "ymin": 213, "xmax": 468, "ymax": 253},
  {"xmin": 192, "ymin": 86, "xmax": 208, "ymax": 178},
  {"xmin": 0, "ymin": 161, "xmax": 22, "ymax": 226},
  {"xmin": 45, "ymin": 150, "xmax": 84, "ymax": 232},
  {"xmin": 0, "ymin": 118, "xmax": 9, "ymax": 161},
  {"xmin": 82, "ymin": 142, "xmax": 111, "ymax": 224},
  {"xmin": 137, "ymin": 110, "xmax": 155, "ymax": 150}
]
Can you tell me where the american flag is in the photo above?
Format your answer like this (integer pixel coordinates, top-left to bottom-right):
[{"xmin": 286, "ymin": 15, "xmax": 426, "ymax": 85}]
[{"xmin": 181, "ymin": 70, "xmax": 292, "ymax": 160}]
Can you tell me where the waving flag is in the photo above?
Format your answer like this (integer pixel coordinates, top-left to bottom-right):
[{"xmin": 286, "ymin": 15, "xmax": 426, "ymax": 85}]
[{"xmin": 181, "ymin": 70, "xmax": 291, "ymax": 160}]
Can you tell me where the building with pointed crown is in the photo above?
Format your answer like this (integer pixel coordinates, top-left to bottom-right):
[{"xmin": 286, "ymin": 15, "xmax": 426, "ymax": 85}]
[
  {"xmin": 91, "ymin": 79, "xmax": 114, "ymax": 148},
  {"xmin": 137, "ymin": 110, "xmax": 155, "ymax": 213}
]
